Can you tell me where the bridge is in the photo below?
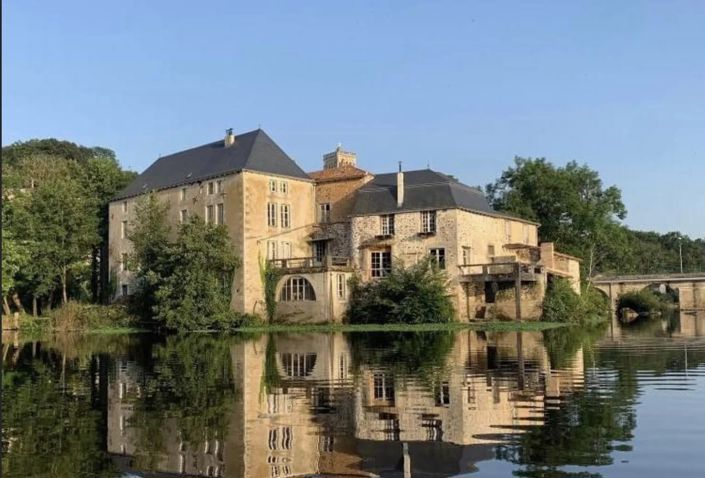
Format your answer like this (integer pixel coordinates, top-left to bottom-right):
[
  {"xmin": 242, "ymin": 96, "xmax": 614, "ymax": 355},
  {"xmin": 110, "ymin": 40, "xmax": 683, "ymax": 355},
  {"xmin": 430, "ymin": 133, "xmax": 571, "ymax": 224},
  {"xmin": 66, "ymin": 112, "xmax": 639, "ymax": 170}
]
[{"xmin": 592, "ymin": 272, "xmax": 705, "ymax": 310}]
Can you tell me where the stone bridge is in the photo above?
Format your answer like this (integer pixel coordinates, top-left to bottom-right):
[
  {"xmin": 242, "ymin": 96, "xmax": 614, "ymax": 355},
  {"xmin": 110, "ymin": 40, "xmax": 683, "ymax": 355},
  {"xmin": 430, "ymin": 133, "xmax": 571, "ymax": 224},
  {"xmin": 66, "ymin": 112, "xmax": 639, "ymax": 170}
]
[{"xmin": 592, "ymin": 273, "xmax": 705, "ymax": 310}]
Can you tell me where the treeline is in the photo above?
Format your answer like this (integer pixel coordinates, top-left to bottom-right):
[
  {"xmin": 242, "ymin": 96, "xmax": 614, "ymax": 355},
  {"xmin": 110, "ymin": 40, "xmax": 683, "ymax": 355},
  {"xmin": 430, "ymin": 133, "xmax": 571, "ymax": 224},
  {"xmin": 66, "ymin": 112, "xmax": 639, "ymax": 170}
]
[
  {"xmin": 2, "ymin": 139, "xmax": 136, "ymax": 316},
  {"xmin": 485, "ymin": 157, "xmax": 705, "ymax": 278}
]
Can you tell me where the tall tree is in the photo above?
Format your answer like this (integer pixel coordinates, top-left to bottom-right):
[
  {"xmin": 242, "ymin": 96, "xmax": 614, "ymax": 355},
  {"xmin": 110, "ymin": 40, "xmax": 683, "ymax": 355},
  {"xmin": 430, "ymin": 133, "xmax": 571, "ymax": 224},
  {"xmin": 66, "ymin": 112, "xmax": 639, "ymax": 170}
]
[{"xmin": 486, "ymin": 157, "xmax": 627, "ymax": 277}]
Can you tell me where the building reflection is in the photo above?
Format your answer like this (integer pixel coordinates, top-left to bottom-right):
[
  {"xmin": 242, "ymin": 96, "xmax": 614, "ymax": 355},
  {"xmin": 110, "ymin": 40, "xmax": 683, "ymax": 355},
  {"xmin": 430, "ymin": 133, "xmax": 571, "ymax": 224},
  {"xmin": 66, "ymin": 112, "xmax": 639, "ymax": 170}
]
[{"xmin": 107, "ymin": 331, "xmax": 586, "ymax": 477}]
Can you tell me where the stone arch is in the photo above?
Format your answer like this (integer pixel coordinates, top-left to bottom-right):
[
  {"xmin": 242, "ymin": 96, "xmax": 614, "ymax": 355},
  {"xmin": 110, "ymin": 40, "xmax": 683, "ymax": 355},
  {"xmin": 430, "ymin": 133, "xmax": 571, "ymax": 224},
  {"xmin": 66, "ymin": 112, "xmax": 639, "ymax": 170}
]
[{"xmin": 278, "ymin": 276, "xmax": 317, "ymax": 302}]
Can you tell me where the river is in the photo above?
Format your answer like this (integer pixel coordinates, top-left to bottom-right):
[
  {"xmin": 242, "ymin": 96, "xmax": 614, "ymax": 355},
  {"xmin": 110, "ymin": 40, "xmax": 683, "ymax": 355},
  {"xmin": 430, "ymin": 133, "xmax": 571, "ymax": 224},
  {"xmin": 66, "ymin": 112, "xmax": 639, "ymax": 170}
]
[{"xmin": 2, "ymin": 311, "xmax": 704, "ymax": 477}]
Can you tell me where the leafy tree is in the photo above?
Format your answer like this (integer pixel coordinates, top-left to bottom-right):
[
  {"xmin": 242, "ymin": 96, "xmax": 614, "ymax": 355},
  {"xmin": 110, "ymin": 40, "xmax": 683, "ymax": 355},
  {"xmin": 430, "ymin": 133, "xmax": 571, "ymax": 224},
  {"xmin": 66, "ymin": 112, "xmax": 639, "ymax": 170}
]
[
  {"xmin": 347, "ymin": 258, "xmax": 454, "ymax": 324},
  {"xmin": 486, "ymin": 157, "xmax": 627, "ymax": 277}
]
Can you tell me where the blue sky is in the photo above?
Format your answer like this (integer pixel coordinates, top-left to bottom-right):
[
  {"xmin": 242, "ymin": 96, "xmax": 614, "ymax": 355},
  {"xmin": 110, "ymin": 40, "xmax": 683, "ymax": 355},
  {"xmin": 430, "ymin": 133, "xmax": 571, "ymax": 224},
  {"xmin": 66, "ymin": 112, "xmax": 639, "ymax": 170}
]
[{"xmin": 3, "ymin": 1, "xmax": 704, "ymax": 237}]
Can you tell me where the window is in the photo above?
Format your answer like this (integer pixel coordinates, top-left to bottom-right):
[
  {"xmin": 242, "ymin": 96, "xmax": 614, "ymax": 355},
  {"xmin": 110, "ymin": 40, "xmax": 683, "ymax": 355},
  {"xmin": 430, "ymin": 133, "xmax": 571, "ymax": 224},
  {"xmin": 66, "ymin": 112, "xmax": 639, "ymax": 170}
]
[
  {"xmin": 267, "ymin": 203, "xmax": 277, "ymax": 227},
  {"xmin": 269, "ymin": 179, "xmax": 277, "ymax": 192},
  {"xmin": 280, "ymin": 277, "xmax": 316, "ymax": 301},
  {"xmin": 181, "ymin": 188, "xmax": 187, "ymax": 201},
  {"xmin": 505, "ymin": 220, "xmax": 512, "ymax": 242},
  {"xmin": 180, "ymin": 209, "xmax": 188, "ymax": 224},
  {"xmin": 488, "ymin": 244, "xmax": 496, "ymax": 257},
  {"xmin": 216, "ymin": 180, "xmax": 223, "ymax": 193},
  {"xmin": 429, "ymin": 248, "xmax": 446, "ymax": 269},
  {"xmin": 380, "ymin": 214, "xmax": 395, "ymax": 236},
  {"xmin": 281, "ymin": 353, "xmax": 317, "ymax": 377},
  {"xmin": 267, "ymin": 241, "xmax": 277, "ymax": 260},
  {"xmin": 280, "ymin": 241, "xmax": 292, "ymax": 259},
  {"xmin": 122, "ymin": 201, "xmax": 128, "ymax": 213},
  {"xmin": 121, "ymin": 284, "xmax": 128, "ymax": 297},
  {"xmin": 462, "ymin": 246, "xmax": 472, "ymax": 265},
  {"xmin": 373, "ymin": 373, "xmax": 394, "ymax": 401},
  {"xmin": 208, "ymin": 181, "xmax": 215, "ymax": 195},
  {"xmin": 371, "ymin": 251, "xmax": 392, "ymax": 278},
  {"xmin": 318, "ymin": 203, "xmax": 331, "ymax": 223},
  {"xmin": 312, "ymin": 241, "xmax": 326, "ymax": 263},
  {"xmin": 436, "ymin": 382, "xmax": 451, "ymax": 406},
  {"xmin": 206, "ymin": 205, "xmax": 215, "ymax": 224},
  {"xmin": 280, "ymin": 204, "xmax": 290, "ymax": 228},
  {"xmin": 337, "ymin": 274, "xmax": 346, "ymax": 299},
  {"xmin": 121, "ymin": 253, "xmax": 128, "ymax": 272},
  {"xmin": 216, "ymin": 203, "xmax": 224, "ymax": 225},
  {"xmin": 280, "ymin": 181, "xmax": 288, "ymax": 194},
  {"xmin": 121, "ymin": 220, "xmax": 127, "ymax": 239},
  {"xmin": 421, "ymin": 210, "xmax": 436, "ymax": 234}
]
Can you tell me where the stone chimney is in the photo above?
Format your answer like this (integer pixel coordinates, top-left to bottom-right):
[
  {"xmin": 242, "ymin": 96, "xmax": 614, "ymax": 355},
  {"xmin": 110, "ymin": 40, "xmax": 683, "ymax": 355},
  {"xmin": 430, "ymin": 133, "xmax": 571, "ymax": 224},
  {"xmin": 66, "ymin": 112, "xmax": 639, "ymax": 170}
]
[
  {"xmin": 323, "ymin": 144, "xmax": 357, "ymax": 170},
  {"xmin": 224, "ymin": 128, "xmax": 235, "ymax": 147},
  {"xmin": 397, "ymin": 162, "xmax": 404, "ymax": 207}
]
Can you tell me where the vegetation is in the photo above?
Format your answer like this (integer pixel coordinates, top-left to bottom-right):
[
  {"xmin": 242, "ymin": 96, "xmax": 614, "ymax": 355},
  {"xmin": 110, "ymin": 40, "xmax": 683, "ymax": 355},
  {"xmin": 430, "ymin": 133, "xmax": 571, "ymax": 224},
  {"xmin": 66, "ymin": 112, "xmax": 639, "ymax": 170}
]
[
  {"xmin": 347, "ymin": 258, "xmax": 454, "ymax": 324},
  {"xmin": 542, "ymin": 278, "xmax": 610, "ymax": 324},
  {"xmin": 232, "ymin": 320, "xmax": 565, "ymax": 333},
  {"xmin": 260, "ymin": 258, "xmax": 283, "ymax": 322},
  {"xmin": 2, "ymin": 139, "xmax": 135, "ymax": 319},
  {"xmin": 486, "ymin": 157, "xmax": 705, "ymax": 277},
  {"xmin": 127, "ymin": 194, "xmax": 247, "ymax": 331},
  {"xmin": 617, "ymin": 289, "xmax": 673, "ymax": 317}
]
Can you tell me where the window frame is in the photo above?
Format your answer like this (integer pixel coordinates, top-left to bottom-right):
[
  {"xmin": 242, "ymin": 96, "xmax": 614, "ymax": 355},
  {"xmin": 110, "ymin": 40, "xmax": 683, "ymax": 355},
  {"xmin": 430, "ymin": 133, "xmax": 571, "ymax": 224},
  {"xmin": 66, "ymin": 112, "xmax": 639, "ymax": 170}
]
[
  {"xmin": 280, "ymin": 204, "xmax": 291, "ymax": 228},
  {"xmin": 462, "ymin": 246, "xmax": 472, "ymax": 265},
  {"xmin": 280, "ymin": 241, "xmax": 292, "ymax": 259},
  {"xmin": 216, "ymin": 203, "xmax": 224, "ymax": 225},
  {"xmin": 429, "ymin": 248, "xmax": 446, "ymax": 269},
  {"xmin": 181, "ymin": 187, "xmax": 187, "ymax": 201},
  {"xmin": 267, "ymin": 203, "xmax": 278, "ymax": 227},
  {"xmin": 380, "ymin": 214, "xmax": 395, "ymax": 236},
  {"xmin": 371, "ymin": 251, "xmax": 392, "ymax": 278},
  {"xmin": 206, "ymin": 204, "xmax": 215, "ymax": 224},
  {"xmin": 267, "ymin": 241, "xmax": 277, "ymax": 260},
  {"xmin": 122, "ymin": 201, "xmax": 128, "ymax": 213},
  {"xmin": 279, "ymin": 277, "xmax": 316, "ymax": 301},
  {"xmin": 121, "ymin": 220, "xmax": 127, "ymax": 239},
  {"xmin": 269, "ymin": 179, "xmax": 277, "ymax": 193},
  {"xmin": 421, "ymin": 210, "xmax": 437, "ymax": 234},
  {"xmin": 318, "ymin": 203, "xmax": 331, "ymax": 223},
  {"xmin": 336, "ymin": 274, "xmax": 346, "ymax": 299},
  {"xmin": 207, "ymin": 181, "xmax": 215, "ymax": 195},
  {"xmin": 280, "ymin": 180, "xmax": 288, "ymax": 194},
  {"xmin": 216, "ymin": 180, "xmax": 223, "ymax": 194}
]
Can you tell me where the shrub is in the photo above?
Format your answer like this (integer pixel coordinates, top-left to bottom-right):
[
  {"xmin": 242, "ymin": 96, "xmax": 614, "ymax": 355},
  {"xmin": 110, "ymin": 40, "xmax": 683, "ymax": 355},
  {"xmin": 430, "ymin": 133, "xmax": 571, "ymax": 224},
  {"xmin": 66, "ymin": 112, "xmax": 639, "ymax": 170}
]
[
  {"xmin": 617, "ymin": 289, "xmax": 670, "ymax": 316},
  {"xmin": 47, "ymin": 301, "xmax": 139, "ymax": 331},
  {"xmin": 542, "ymin": 279, "xmax": 609, "ymax": 324},
  {"xmin": 347, "ymin": 258, "xmax": 454, "ymax": 324}
]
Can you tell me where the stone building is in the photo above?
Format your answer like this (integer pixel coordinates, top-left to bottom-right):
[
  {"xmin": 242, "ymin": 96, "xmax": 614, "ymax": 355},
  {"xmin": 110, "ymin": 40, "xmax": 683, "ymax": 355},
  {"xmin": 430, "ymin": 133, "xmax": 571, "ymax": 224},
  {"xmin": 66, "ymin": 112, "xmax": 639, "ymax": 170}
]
[{"xmin": 109, "ymin": 128, "xmax": 580, "ymax": 322}]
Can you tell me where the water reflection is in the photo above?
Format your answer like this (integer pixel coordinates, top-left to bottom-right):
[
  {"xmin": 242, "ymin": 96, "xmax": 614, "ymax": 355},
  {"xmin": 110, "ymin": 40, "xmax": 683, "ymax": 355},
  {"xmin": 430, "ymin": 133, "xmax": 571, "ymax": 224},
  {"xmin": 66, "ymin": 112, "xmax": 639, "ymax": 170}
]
[{"xmin": 3, "ymin": 312, "xmax": 705, "ymax": 478}]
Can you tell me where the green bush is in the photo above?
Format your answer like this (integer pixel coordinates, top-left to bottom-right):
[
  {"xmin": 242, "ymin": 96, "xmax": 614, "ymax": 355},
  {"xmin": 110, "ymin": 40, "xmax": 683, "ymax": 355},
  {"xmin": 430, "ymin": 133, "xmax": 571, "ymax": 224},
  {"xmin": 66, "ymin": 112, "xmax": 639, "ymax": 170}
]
[
  {"xmin": 542, "ymin": 279, "xmax": 609, "ymax": 324},
  {"xmin": 46, "ymin": 301, "xmax": 140, "ymax": 331},
  {"xmin": 617, "ymin": 289, "xmax": 670, "ymax": 316},
  {"xmin": 346, "ymin": 258, "xmax": 454, "ymax": 324}
]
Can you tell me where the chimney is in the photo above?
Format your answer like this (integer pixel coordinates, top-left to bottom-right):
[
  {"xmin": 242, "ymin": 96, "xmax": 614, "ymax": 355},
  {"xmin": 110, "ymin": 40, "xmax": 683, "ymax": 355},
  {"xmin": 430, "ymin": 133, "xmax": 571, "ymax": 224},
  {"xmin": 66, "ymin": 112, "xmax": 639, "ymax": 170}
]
[
  {"xmin": 224, "ymin": 128, "xmax": 235, "ymax": 147},
  {"xmin": 396, "ymin": 161, "xmax": 404, "ymax": 207}
]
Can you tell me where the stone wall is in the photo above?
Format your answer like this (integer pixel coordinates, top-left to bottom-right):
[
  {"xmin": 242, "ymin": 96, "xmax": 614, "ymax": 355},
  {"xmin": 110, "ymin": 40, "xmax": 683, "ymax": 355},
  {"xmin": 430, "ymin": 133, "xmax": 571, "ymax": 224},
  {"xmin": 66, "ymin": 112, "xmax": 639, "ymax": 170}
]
[
  {"xmin": 274, "ymin": 271, "xmax": 353, "ymax": 323},
  {"xmin": 314, "ymin": 174, "xmax": 372, "ymax": 223}
]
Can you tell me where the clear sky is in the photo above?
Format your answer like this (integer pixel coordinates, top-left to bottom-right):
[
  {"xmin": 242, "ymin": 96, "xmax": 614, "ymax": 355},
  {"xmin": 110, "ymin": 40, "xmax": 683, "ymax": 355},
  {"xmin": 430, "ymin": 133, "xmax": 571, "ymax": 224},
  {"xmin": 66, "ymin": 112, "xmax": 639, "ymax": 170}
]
[{"xmin": 3, "ymin": 1, "xmax": 704, "ymax": 237}]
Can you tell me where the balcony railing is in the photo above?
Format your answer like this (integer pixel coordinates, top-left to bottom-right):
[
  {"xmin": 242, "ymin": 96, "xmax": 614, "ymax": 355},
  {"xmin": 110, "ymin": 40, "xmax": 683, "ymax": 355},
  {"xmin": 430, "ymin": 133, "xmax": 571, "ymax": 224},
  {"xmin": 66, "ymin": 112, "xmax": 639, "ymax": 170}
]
[
  {"xmin": 457, "ymin": 262, "xmax": 542, "ymax": 283},
  {"xmin": 268, "ymin": 256, "xmax": 352, "ymax": 271}
]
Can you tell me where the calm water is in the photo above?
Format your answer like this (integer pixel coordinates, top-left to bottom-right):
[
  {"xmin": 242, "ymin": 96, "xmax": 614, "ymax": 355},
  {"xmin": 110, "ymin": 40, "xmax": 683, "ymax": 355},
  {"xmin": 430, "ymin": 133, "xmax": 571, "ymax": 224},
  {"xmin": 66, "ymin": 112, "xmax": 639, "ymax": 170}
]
[{"xmin": 3, "ymin": 312, "xmax": 705, "ymax": 478}]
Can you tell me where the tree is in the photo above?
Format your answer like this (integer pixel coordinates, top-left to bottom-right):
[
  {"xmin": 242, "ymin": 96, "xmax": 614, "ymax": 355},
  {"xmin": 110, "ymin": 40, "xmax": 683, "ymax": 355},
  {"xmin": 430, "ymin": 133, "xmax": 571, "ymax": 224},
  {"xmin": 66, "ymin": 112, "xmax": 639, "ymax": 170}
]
[
  {"xmin": 153, "ymin": 216, "xmax": 239, "ymax": 330},
  {"xmin": 486, "ymin": 157, "xmax": 627, "ymax": 277}
]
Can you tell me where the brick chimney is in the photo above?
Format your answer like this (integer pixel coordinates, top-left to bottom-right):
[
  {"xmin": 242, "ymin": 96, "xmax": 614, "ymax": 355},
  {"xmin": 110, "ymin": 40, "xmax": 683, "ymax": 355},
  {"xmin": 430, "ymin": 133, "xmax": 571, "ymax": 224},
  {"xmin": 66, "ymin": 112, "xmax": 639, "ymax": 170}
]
[
  {"xmin": 224, "ymin": 128, "xmax": 235, "ymax": 147},
  {"xmin": 397, "ymin": 162, "xmax": 404, "ymax": 207}
]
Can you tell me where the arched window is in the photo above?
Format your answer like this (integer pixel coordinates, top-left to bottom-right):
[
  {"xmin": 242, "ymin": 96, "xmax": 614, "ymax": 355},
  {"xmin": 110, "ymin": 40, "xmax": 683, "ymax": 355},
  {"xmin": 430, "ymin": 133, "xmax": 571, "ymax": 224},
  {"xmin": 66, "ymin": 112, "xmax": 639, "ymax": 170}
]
[{"xmin": 279, "ymin": 277, "xmax": 316, "ymax": 301}]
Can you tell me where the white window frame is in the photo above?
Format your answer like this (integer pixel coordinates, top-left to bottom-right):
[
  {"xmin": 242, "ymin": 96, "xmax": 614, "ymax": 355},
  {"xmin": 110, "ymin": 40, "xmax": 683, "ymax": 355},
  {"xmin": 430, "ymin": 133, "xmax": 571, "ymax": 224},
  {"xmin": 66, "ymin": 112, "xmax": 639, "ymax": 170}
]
[
  {"xmin": 206, "ymin": 205, "xmax": 215, "ymax": 224},
  {"xmin": 208, "ymin": 181, "xmax": 215, "ymax": 195},
  {"xmin": 280, "ymin": 204, "xmax": 290, "ymax": 229},
  {"xmin": 269, "ymin": 179, "xmax": 277, "ymax": 193},
  {"xmin": 181, "ymin": 187, "xmax": 187, "ymax": 201},
  {"xmin": 318, "ymin": 203, "xmax": 331, "ymax": 223},
  {"xmin": 371, "ymin": 251, "xmax": 392, "ymax": 278},
  {"xmin": 121, "ymin": 220, "xmax": 127, "ymax": 239},
  {"xmin": 216, "ymin": 179, "xmax": 223, "ymax": 193},
  {"xmin": 267, "ymin": 241, "xmax": 277, "ymax": 260},
  {"xmin": 122, "ymin": 201, "xmax": 128, "ymax": 213},
  {"xmin": 462, "ymin": 246, "xmax": 472, "ymax": 265},
  {"xmin": 280, "ymin": 181, "xmax": 288, "ymax": 194},
  {"xmin": 337, "ymin": 274, "xmax": 346, "ymax": 299},
  {"xmin": 267, "ymin": 203, "xmax": 278, "ymax": 227},
  {"xmin": 280, "ymin": 241, "xmax": 292, "ymax": 259},
  {"xmin": 421, "ymin": 210, "xmax": 436, "ymax": 234},
  {"xmin": 216, "ymin": 203, "xmax": 224, "ymax": 225},
  {"xmin": 429, "ymin": 248, "xmax": 446, "ymax": 269},
  {"xmin": 280, "ymin": 277, "xmax": 316, "ymax": 301},
  {"xmin": 380, "ymin": 214, "xmax": 395, "ymax": 236}
]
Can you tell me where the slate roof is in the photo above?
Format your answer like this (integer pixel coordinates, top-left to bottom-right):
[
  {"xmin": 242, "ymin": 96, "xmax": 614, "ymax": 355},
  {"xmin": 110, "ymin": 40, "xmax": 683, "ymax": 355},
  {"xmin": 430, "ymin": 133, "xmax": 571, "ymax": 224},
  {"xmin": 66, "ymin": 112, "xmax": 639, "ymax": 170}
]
[
  {"xmin": 350, "ymin": 169, "xmax": 535, "ymax": 223},
  {"xmin": 113, "ymin": 129, "xmax": 309, "ymax": 200}
]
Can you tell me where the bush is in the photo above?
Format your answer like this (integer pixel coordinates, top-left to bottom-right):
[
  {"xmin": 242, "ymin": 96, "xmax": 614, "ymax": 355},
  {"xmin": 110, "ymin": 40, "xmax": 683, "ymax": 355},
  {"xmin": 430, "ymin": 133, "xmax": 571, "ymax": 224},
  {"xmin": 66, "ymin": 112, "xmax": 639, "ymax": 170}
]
[
  {"xmin": 47, "ymin": 301, "xmax": 139, "ymax": 331},
  {"xmin": 346, "ymin": 258, "xmax": 454, "ymax": 324},
  {"xmin": 617, "ymin": 289, "xmax": 670, "ymax": 316},
  {"xmin": 542, "ymin": 279, "xmax": 609, "ymax": 324}
]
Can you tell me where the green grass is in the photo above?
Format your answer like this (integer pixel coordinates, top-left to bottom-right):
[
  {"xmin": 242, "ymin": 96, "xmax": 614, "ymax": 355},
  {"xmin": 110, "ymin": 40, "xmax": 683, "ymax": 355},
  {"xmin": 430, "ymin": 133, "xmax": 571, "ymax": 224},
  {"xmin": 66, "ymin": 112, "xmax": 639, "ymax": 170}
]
[{"xmin": 231, "ymin": 321, "xmax": 568, "ymax": 334}]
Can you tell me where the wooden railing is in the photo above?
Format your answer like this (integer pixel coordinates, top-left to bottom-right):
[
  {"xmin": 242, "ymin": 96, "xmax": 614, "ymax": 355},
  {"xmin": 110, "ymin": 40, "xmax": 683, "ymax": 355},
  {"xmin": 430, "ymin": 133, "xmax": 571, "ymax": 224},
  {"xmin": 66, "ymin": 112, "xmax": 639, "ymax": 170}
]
[{"xmin": 268, "ymin": 256, "xmax": 351, "ymax": 270}]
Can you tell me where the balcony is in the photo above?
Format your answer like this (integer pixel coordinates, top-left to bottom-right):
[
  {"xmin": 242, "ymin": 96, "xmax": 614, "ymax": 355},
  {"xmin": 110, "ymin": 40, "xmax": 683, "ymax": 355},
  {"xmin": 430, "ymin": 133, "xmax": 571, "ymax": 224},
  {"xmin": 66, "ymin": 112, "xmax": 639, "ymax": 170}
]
[
  {"xmin": 458, "ymin": 262, "xmax": 543, "ymax": 284},
  {"xmin": 268, "ymin": 256, "xmax": 353, "ymax": 274}
]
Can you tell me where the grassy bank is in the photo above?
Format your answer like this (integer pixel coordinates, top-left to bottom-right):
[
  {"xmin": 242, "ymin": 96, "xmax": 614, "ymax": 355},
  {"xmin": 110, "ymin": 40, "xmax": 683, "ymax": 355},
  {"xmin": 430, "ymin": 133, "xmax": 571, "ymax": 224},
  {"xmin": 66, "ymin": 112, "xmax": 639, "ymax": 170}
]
[{"xmin": 231, "ymin": 320, "xmax": 568, "ymax": 334}]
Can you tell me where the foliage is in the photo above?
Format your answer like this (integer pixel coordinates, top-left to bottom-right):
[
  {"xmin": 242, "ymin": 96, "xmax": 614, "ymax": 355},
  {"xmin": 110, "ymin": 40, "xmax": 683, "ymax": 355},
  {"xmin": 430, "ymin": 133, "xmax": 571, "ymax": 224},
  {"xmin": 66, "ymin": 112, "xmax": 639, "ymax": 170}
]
[
  {"xmin": 617, "ymin": 289, "xmax": 671, "ymax": 316},
  {"xmin": 262, "ymin": 335, "xmax": 282, "ymax": 392},
  {"xmin": 542, "ymin": 321, "xmax": 607, "ymax": 369},
  {"xmin": 128, "ymin": 196, "xmax": 241, "ymax": 330},
  {"xmin": 47, "ymin": 301, "xmax": 141, "ymax": 331},
  {"xmin": 542, "ymin": 279, "xmax": 609, "ymax": 324},
  {"xmin": 347, "ymin": 258, "xmax": 455, "ymax": 324},
  {"xmin": 260, "ymin": 257, "xmax": 283, "ymax": 322}
]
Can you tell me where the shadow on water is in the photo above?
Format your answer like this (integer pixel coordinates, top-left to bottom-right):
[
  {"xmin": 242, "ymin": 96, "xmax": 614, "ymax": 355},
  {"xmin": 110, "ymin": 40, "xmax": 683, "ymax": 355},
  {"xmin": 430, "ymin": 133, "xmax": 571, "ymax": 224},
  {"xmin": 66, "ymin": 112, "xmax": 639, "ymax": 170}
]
[{"xmin": 3, "ymin": 312, "xmax": 705, "ymax": 478}]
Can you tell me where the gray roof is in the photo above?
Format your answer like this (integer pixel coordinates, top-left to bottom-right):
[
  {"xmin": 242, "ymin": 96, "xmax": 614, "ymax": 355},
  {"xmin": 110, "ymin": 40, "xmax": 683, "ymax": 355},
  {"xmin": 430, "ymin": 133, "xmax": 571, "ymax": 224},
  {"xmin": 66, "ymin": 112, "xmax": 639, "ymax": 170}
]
[
  {"xmin": 113, "ymin": 129, "xmax": 308, "ymax": 200},
  {"xmin": 350, "ymin": 169, "xmax": 512, "ymax": 218}
]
